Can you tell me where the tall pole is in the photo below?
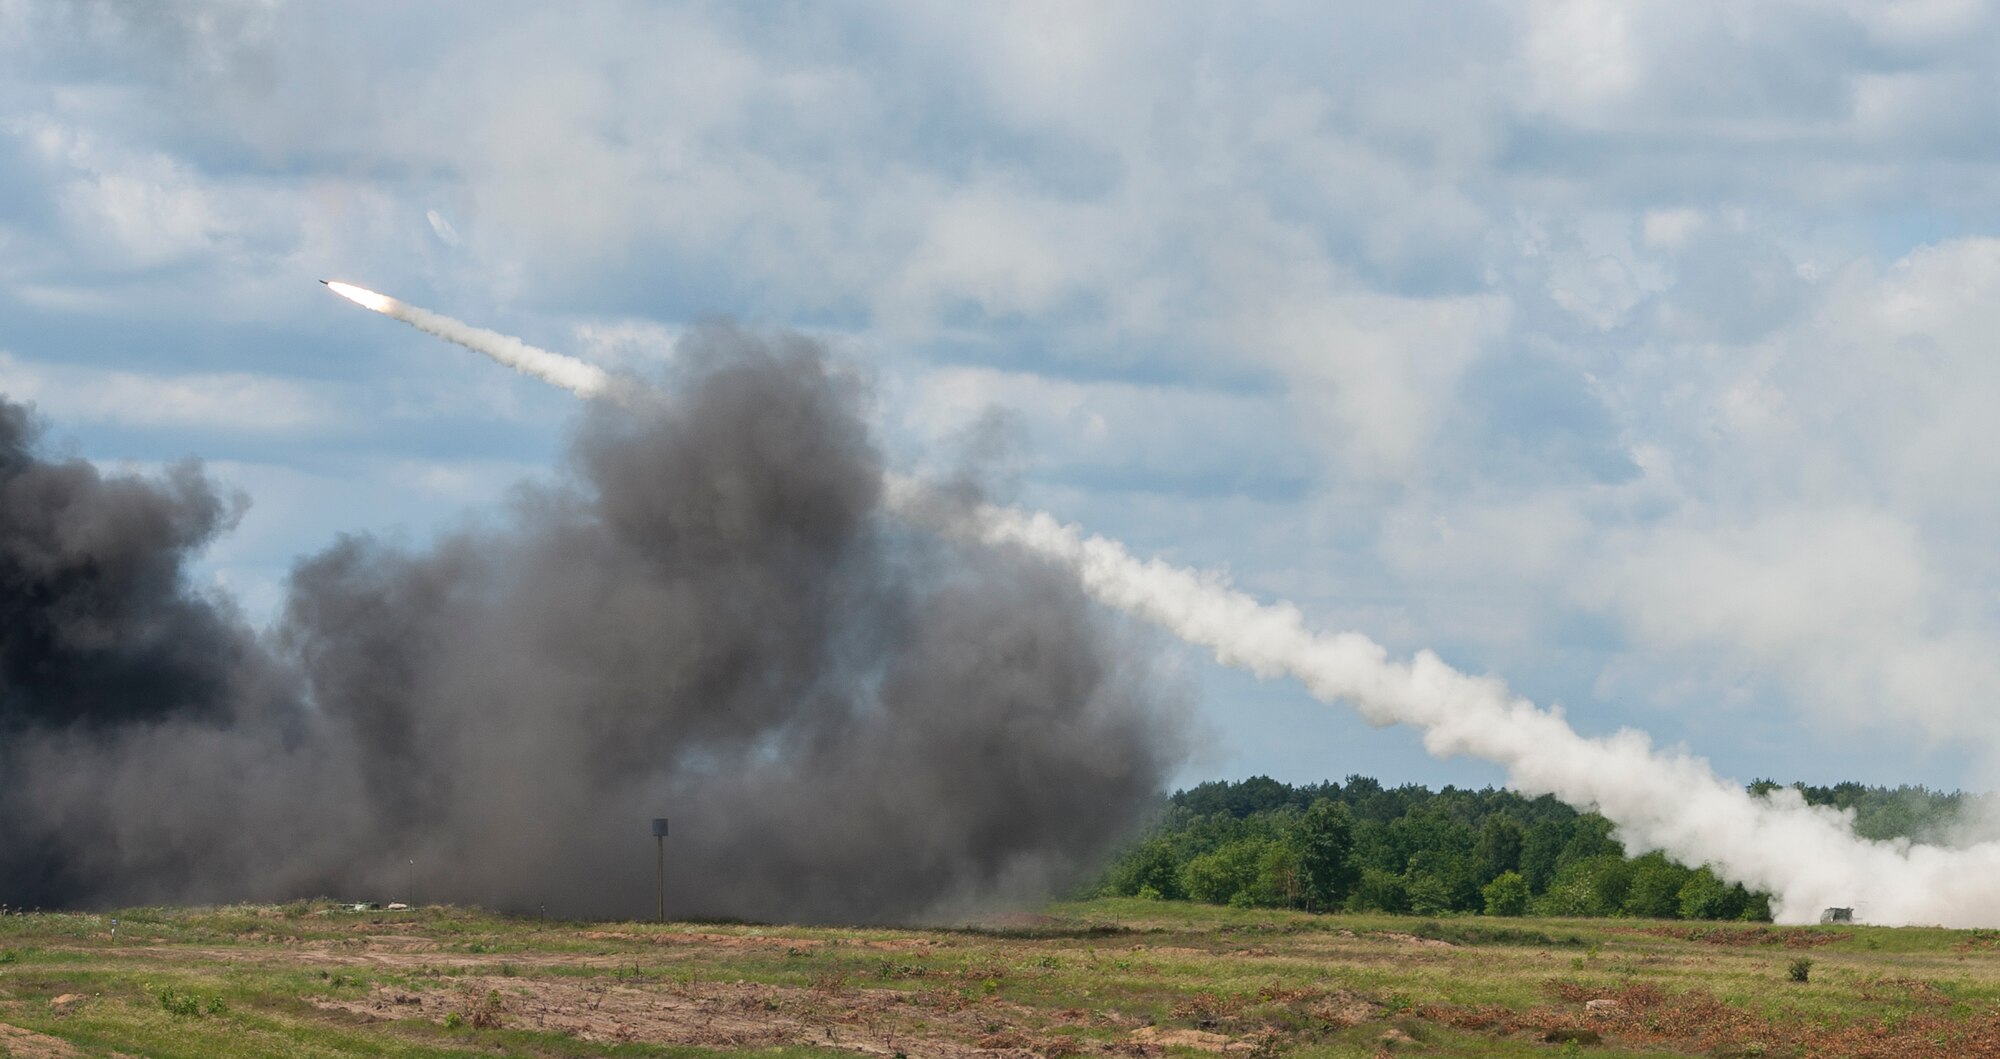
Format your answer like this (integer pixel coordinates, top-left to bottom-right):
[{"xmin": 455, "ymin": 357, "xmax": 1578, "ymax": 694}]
[{"xmin": 650, "ymin": 817, "xmax": 669, "ymax": 922}]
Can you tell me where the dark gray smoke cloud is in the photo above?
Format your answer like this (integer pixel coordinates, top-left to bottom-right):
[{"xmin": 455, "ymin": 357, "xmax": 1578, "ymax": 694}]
[
  {"xmin": 0, "ymin": 327, "xmax": 1187, "ymax": 921},
  {"xmin": 0, "ymin": 401, "xmax": 264, "ymax": 731}
]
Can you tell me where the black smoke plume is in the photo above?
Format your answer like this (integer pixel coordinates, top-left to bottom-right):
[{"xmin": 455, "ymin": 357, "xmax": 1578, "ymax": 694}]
[
  {"xmin": 0, "ymin": 401, "xmax": 260, "ymax": 731},
  {"xmin": 0, "ymin": 328, "xmax": 1186, "ymax": 921}
]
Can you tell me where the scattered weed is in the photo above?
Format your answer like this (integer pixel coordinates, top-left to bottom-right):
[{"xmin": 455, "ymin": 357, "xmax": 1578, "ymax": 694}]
[{"xmin": 155, "ymin": 985, "xmax": 227, "ymax": 1017}]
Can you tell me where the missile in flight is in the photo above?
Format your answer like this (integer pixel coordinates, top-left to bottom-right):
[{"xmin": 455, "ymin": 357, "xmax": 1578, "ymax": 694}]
[{"xmin": 319, "ymin": 278, "xmax": 609, "ymax": 398}]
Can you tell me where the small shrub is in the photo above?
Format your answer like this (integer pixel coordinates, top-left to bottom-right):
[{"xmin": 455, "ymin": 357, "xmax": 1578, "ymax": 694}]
[
  {"xmin": 1788, "ymin": 957, "xmax": 1813, "ymax": 983},
  {"xmin": 468, "ymin": 990, "xmax": 503, "ymax": 1029},
  {"xmin": 443, "ymin": 1011, "xmax": 464, "ymax": 1029},
  {"xmin": 156, "ymin": 987, "xmax": 226, "ymax": 1018},
  {"xmin": 1172, "ymin": 992, "xmax": 1246, "ymax": 1029},
  {"xmin": 1481, "ymin": 871, "xmax": 1532, "ymax": 917},
  {"xmin": 812, "ymin": 972, "xmax": 850, "ymax": 995}
]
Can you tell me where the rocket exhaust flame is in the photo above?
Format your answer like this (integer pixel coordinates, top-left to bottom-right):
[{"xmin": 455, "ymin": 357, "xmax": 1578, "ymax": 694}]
[
  {"xmin": 324, "ymin": 280, "xmax": 395, "ymax": 314},
  {"xmin": 321, "ymin": 279, "xmax": 609, "ymax": 398}
]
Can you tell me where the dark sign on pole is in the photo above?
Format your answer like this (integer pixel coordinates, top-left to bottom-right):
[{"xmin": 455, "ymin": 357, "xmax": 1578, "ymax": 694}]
[{"xmin": 651, "ymin": 817, "xmax": 669, "ymax": 922}]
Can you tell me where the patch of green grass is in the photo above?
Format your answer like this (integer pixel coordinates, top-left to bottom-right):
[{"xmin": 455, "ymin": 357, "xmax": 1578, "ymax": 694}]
[
  {"xmin": 1410, "ymin": 919, "xmax": 1589, "ymax": 948},
  {"xmin": 154, "ymin": 984, "xmax": 229, "ymax": 1017}
]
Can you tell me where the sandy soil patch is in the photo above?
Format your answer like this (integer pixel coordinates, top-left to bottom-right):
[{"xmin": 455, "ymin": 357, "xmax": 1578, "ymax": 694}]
[
  {"xmin": 313, "ymin": 974, "xmax": 1136, "ymax": 1059},
  {"xmin": 1369, "ymin": 932, "xmax": 1456, "ymax": 950},
  {"xmin": 1128, "ymin": 1026, "xmax": 1250, "ymax": 1052},
  {"xmin": 0, "ymin": 1021, "xmax": 89, "ymax": 1059}
]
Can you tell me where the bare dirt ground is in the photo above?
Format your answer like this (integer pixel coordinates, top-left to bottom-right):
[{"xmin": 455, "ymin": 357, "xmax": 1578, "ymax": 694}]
[
  {"xmin": 315, "ymin": 975, "xmax": 1142, "ymax": 1059},
  {"xmin": 0, "ymin": 1020, "xmax": 87, "ymax": 1059}
]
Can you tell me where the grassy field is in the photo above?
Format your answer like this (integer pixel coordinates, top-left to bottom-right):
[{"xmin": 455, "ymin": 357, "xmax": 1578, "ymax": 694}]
[{"xmin": 2, "ymin": 898, "xmax": 1998, "ymax": 1058}]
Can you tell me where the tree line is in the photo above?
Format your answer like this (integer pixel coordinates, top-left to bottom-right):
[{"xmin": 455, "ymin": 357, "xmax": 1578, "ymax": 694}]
[{"xmin": 1093, "ymin": 775, "xmax": 1979, "ymax": 920}]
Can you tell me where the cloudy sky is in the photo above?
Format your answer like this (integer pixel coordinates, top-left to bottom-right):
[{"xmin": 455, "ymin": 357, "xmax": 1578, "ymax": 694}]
[{"xmin": 5, "ymin": 0, "xmax": 2000, "ymax": 792}]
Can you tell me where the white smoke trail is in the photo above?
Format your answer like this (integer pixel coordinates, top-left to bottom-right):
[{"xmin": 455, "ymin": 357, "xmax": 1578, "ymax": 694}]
[
  {"xmin": 324, "ymin": 282, "xmax": 609, "ymax": 398},
  {"xmin": 335, "ymin": 289, "xmax": 2000, "ymax": 926},
  {"xmin": 953, "ymin": 502, "xmax": 2000, "ymax": 927}
]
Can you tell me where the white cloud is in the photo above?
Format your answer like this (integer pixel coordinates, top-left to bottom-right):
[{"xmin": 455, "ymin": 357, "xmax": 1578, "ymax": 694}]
[
  {"xmin": 20, "ymin": 119, "xmax": 223, "ymax": 268},
  {"xmin": 425, "ymin": 209, "xmax": 461, "ymax": 247},
  {"xmin": 883, "ymin": 182, "xmax": 1111, "ymax": 326},
  {"xmin": 1641, "ymin": 208, "xmax": 1703, "ymax": 250},
  {"xmin": 1244, "ymin": 283, "xmax": 1511, "ymax": 476},
  {"xmin": 0, "ymin": 352, "xmax": 335, "ymax": 433},
  {"xmin": 569, "ymin": 319, "xmax": 682, "ymax": 371},
  {"xmin": 1379, "ymin": 236, "xmax": 2000, "ymax": 757},
  {"xmin": 1517, "ymin": 0, "xmax": 1640, "ymax": 119},
  {"xmin": 897, "ymin": 365, "xmax": 1302, "ymax": 490}
]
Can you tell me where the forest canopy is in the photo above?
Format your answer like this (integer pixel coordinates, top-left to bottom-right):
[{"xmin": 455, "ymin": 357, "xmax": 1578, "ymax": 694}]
[{"xmin": 1091, "ymin": 776, "xmax": 1983, "ymax": 921}]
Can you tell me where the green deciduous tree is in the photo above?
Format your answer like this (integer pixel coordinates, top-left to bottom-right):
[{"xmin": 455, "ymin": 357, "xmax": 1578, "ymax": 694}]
[
  {"xmin": 1537, "ymin": 854, "xmax": 1632, "ymax": 917},
  {"xmin": 1346, "ymin": 867, "xmax": 1410, "ymax": 914},
  {"xmin": 1556, "ymin": 815, "xmax": 1623, "ymax": 871},
  {"xmin": 1482, "ymin": 871, "xmax": 1531, "ymax": 916},
  {"xmin": 1251, "ymin": 842, "xmax": 1303, "ymax": 908},
  {"xmin": 1103, "ymin": 837, "xmax": 1185, "ymax": 900},
  {"xmin": 1404, "ymin": 849, "xmax": 1479, "ymax": 914},
  {"xmin": 1182, "ymin": 839, "xmax": 1265, "ymax": 905},
  {"xmin": 1294, "ymin": 798, "xmax": 1359, "ymax": 911},
  {"xmin": 1622, "ymin": 853, "xmax": 1691, "ymax": 919},
  {"xmin": 1676, "ymin": 867, "xmax": 1746, "ymax": 921},
  {"xmin": 1518, "ymin": 820, "xmax": 1567, "ymax": 893},
  {"xmin": 1472, "ymin": 815, "xmax": 1525, "ymax": 885}
]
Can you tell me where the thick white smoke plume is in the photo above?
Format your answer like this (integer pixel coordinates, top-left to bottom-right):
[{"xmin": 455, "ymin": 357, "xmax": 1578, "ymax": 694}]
[
  {"xmin": 324, "ymin": 282, "xmax": 610, "ymax": 398},
  {"xmin": 953, "ymin": 503, "xmax": 2000, "ymax": 927}
]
